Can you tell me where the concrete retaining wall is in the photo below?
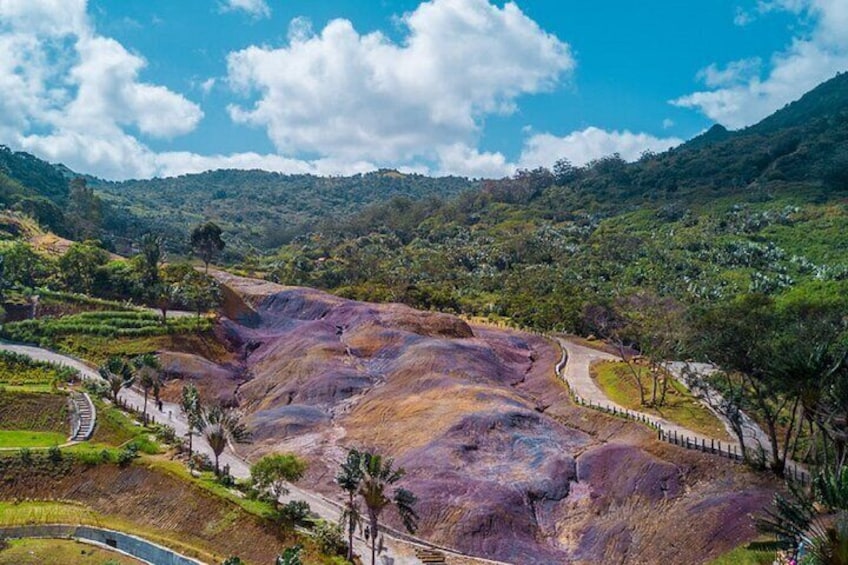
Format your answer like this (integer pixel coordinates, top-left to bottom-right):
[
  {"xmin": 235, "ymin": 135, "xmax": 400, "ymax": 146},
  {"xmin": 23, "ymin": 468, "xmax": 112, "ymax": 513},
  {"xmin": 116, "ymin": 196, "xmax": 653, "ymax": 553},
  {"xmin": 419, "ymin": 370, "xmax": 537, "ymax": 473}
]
[{"xmin": 0, "ymin": 524, "xmax": 206, "ymax": 565}]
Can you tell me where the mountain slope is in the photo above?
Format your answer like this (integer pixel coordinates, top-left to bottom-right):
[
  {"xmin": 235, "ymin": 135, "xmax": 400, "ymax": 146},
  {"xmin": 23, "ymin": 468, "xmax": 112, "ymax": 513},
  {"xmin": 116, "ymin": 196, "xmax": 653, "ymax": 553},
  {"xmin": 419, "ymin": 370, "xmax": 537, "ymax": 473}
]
[
  {"xmin": 94, "ymin": 169, "xmax": 477, "ymax": 255},
  {"xmin": 262, "ymin": 72, "xmax": 848, "ymax": 331}
]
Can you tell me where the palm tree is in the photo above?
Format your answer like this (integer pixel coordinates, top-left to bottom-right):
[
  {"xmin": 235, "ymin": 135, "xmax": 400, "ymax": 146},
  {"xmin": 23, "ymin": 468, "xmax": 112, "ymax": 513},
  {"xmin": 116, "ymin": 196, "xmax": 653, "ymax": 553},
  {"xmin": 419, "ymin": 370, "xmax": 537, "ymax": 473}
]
[
  {"xmin": 99, "ymin": 356, "xmax": 133, "ymax": 404},
  {"xmin": 133, "ymin": 353, "xmax": 161, "ymax": 425},
  {"xmin": 200, "ymin": 404, "xmax": 250, "ymax": 475},
  {"xmin": 180, "ymin": 384, "xmax": 202, "ymax": 460},
  {"xmin": 357, "ymin": 452, "xmax": 418, "ymax": 565},
  {"xmin": 336, "ymin": 448, "xmax": 364, "ymax": 562}
]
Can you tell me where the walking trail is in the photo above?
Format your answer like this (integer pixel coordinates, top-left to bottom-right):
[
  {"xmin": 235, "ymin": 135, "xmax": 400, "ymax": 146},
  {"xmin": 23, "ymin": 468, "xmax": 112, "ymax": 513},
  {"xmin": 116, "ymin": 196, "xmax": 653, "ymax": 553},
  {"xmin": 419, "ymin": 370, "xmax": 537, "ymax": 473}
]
[
  {"xmin": 0, "ymin": 341, "xmax": 507, "ymax": 565},
  {"xmin": 556, "ymin": 336, "xmax": 773, "ymax": 456}
]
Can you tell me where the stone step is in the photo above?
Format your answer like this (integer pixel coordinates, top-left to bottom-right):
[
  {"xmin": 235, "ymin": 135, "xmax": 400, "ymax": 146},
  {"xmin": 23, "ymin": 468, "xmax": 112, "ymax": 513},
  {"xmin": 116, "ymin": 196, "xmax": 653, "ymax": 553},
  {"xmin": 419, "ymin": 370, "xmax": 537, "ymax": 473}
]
[
  {"xmin": 69, "ymin": 392, "xmax": 96, "ymax": 442},
  {"xmin": 414, "ymin": 549, "xmax": 446, "ymax": 564}
]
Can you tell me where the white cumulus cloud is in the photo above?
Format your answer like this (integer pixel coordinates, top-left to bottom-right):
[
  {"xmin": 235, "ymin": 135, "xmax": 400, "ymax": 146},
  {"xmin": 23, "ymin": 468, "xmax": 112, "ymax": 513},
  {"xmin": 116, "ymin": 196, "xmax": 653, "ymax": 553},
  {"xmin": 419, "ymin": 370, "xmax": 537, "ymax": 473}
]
[
  {"xmin": 226, "ymin": 0, "xmax": 573, "ymax": 166},
  {"xmin": 673, "ymin": 0, "xmax": 848, "ymax": 129},
  {"xmin": 0, "ymin": 0, "xmax": 203, "ymax": 179},
  {"xmin": 518, "ymin": 127, "xmax": 683, "ymax": 169}
]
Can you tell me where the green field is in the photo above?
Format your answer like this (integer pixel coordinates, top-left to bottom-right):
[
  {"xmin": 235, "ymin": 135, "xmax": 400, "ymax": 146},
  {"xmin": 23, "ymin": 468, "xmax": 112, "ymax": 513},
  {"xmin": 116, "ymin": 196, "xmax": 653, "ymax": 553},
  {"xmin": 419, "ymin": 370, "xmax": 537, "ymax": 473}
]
[
  {"xmin": 708, "ymin": 541, "xmax": 779, "ymax": 565},
  {"xmin": 0, "ymin": 538, "xmax": 143, "ymax": 565},
  {"xmin": 592, "ymin": 360, "xmax": 730, "ymax": 440},
  {"xmin": 0, "ymin": 430, "xmax": 65, "ymax": 448}
]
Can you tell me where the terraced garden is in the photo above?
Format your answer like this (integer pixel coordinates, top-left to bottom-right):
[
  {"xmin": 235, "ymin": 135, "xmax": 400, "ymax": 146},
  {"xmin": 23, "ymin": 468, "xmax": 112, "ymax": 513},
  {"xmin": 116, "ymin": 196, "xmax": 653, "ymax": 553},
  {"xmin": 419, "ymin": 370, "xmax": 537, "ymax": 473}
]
[
  {"xmin": 0, "ymin": 353, "xmax": 73, "ymax": 449},
  {"xmin": 0, "ymin": 311, "xmax": 221, "ymax": 364}
]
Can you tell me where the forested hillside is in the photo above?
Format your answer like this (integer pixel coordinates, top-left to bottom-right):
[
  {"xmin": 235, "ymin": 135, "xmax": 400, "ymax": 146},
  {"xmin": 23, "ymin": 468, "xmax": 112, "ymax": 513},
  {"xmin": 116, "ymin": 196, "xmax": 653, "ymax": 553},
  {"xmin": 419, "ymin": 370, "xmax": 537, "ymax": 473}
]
[
  {"xmin": 260, "ymin": 72, "xmax": 848, "ymax": 332},
  {"xmin": 94, "ymin": 169, "xmax": 477, "ymax": 255}
]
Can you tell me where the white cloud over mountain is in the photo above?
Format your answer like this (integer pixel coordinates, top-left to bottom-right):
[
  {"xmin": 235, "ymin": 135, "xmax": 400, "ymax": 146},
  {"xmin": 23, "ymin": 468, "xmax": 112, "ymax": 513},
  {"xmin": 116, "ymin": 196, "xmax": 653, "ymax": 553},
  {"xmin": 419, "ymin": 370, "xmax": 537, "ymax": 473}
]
[
  {"xmin": 226, "ymin": 0, "xmax": 574, "ymax": 165},
  {"xmin": 673, "ymin": 0, "xmax": 848, "ymax": 129},
  {"xmin": 0, "ymin": 0, "xmax": 692, "ymax": 180},
  {"xmin": 0, "ymin": 0, "xmax": 203, "ymax": 179},
  {"xmin": 519, "ymin": 128, "xmax": 683, "ymax": 170}
]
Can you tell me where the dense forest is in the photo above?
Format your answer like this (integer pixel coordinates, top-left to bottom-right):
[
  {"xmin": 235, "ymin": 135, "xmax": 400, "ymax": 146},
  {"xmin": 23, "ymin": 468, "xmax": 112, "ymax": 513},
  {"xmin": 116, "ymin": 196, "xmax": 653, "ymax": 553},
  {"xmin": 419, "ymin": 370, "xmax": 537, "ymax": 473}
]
[{"xmin": 94, "ymin": 169, "xmax": 476, "ymax": 256}]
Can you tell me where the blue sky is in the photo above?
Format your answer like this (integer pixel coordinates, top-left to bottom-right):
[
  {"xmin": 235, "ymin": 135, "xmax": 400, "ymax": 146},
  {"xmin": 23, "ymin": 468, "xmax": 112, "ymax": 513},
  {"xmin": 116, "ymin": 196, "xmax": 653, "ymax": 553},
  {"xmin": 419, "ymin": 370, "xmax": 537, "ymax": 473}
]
[{"xmin": 1, "ymin": 0, "xmax": 846, "ymax": 180}]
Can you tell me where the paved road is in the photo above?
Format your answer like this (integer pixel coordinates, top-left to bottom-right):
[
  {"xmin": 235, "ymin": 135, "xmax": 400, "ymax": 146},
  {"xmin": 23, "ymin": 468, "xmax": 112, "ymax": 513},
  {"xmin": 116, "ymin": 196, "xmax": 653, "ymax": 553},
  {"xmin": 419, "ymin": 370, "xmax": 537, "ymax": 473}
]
[{"xmin": 0, "ymin": 341, "xmax": 508, "ymax": 565}]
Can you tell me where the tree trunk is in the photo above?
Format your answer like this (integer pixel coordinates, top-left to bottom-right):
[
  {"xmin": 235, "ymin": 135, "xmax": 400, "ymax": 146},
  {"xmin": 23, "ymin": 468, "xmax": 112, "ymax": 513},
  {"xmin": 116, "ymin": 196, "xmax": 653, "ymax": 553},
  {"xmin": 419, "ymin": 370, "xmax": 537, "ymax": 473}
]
[
  {"xmin": 214, "ymin": 452, "xmax": 220, "ymax": 476},
  {"xmin": 347, "ymin": 493, "xmax": 355, "ymax": 562},
  {"xmin": 780, "ymin": 396, "xmax": 800, "ymax": 474},
  {"xmin": 766, "ymin": 417, "xmax": 783, "ymax": 475},
  {"xmin": 369, "ymin": 512, "xmax": 379, "ymax": 565},
  {"xmin": 187, "ymin": 431, "xmax": 193, "ymax": 460},
  {"xmin": 658, "ymin": 362, "xmax": 670, "ymax": 407},
  {"xmin": 143, "ymin": 389, "xmax": 149, "ymax": 425},
  {"xmin": 650, "ymin": 367, "xmax": 658, "ymax": 406}
]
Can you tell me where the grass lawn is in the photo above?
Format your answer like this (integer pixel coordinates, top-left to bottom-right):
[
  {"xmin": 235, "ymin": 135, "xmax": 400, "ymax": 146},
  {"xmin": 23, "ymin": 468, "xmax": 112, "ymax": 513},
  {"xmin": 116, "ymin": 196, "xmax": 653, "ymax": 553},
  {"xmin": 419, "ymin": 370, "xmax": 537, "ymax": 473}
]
[
  {"xmin": 145, "ymin": 457, "xmax": 274, "ymax": 519},
  {"xmin": 708, "ymin": 540, "xmax": 779, "ymax": 565},
  {"xmin": 0, "ymin": 430, "xmax": 65, "ymax": 448},
  {"xmin": 0, "ymin": 538, "xmax": 144, "ymax": 565},
  {"xmin": 0, "ymin": 384, "xmax": 56, "ymax": 393},
  {"xmin": 592, "ymin": 360, "xmax": 731, "ymax": 440}
]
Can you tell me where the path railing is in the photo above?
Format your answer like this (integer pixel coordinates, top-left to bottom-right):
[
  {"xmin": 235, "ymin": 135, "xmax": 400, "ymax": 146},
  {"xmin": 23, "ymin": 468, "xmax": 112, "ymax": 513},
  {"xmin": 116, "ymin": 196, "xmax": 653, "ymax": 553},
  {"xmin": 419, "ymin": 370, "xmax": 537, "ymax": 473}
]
[{"xmin": 556, "ymin": 340, "xmax": 810, "ymax": 485}]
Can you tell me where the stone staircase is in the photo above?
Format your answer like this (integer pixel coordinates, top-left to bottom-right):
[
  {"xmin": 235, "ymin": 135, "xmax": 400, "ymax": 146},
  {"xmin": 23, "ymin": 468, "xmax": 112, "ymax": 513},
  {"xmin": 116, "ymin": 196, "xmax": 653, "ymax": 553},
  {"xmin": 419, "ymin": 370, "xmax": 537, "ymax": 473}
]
[
  {"xmin": 414, "ymin": 549, "xmax": 447, "ymax": 564},
  {"xmin": 70, "ymin": 392, "xmax": 96, "ymax": 441}
]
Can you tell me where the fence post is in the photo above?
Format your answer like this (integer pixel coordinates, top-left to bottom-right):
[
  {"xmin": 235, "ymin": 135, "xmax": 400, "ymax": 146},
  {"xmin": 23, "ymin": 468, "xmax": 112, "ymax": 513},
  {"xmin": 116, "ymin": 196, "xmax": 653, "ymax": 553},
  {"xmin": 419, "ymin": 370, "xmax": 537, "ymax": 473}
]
[{"xmin": 711, "ymin": 439, "xmax": 715, "ymax": 454}]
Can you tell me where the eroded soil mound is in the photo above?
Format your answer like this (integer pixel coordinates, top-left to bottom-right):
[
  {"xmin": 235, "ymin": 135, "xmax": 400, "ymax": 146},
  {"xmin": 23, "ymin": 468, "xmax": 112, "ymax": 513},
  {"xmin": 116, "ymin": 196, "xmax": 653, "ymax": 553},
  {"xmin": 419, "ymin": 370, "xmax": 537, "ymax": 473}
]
[{"xmin": 210, "ymin": 275, "xmax": 774, "ymax": 564}]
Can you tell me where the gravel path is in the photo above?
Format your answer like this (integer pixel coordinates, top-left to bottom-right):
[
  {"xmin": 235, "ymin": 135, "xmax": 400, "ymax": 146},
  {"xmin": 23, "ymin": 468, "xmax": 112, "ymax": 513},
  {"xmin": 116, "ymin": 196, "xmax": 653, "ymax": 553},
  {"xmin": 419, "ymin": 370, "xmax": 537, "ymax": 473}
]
[{"xmin": 556, "ymin": 337, "xmax": 763, "ymax": 451}]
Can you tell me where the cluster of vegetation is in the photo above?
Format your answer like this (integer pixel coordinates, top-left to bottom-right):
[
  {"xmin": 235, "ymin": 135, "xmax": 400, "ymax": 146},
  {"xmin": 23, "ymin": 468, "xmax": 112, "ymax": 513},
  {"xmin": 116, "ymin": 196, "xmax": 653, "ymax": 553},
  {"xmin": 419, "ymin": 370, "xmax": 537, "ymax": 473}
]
[
  {"xmin": 0, "ymin": 350, "xmax": 78, "ymax": 391},
  {"xmin": 94, "ymin": 169, "xmax": 475, "ymax": 257},
  {"xmin": 251, "ymin": 75, "xmax": 848, "ymax": 336},
  {"xmin": 2, "ymin": 311, "xmax": 211, "ymax": 343}
]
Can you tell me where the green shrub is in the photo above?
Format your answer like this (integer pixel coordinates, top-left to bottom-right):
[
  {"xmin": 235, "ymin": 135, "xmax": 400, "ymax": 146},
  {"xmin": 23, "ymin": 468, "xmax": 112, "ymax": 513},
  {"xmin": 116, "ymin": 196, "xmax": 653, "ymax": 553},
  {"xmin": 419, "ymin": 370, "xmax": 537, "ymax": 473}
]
[
  {"xmin": 117, "ymin": 443, "xmax": 139, "ymax": 467},
  {"xmin": 47, "ymin": 445, "xmax": 62, "ymax": 464},
  {"xmin": 312, "ymin": 520, "xmax": 347, "ymax": 556},
  {"xmin": 277, "ymin": 500, "xmax": 311, "ymax": 527}
]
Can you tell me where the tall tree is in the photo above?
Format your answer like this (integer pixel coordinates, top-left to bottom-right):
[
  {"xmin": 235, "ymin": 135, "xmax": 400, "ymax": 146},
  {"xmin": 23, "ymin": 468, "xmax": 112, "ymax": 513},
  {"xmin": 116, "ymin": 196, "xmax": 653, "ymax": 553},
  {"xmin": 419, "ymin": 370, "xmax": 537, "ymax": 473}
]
[
  {"xmin": 67, "ymin": 177, "xmax": 102, "ymax": 240},
  {"xmin": 200, "ymin": 404, "xmax": 250, "ymax": 475},
  {"xmin": 336, "ymin": 448, "xmax": 364, "ymax": 562},
  {"xmin": 58, "ymin": 242, "xmax": 108, "ymax": 294},
  {"xmin": 179, "ymin": 384, "xmax": 202, "ymax": 461},
  {"xmin": 356, "ymin": 451, "xmax": 418, "ymax": 565},
  {"xmin": 99, "ymin": 356, "xmax": 133, "ymax": 404},
  {"xmin": 694, "ymin": 293, "xmax": 848, "ymax": 475},
  {"xmin": 133, "ymin": 353, "xmax": 161, "ymax": 425},
  {"xmin": 181, "ymin": 270, "xmax": 221, "ymax": 320},
  {"xmin": 250, "ymin": 453, "xmax": 307, "ymax": 509},
  {"xmin": 137, "ymin": 233, "xmax": 163, "ymax": 288},
  {"xmin": 191, "ymin": 222, "xmax": 225, "ymax": 273}
]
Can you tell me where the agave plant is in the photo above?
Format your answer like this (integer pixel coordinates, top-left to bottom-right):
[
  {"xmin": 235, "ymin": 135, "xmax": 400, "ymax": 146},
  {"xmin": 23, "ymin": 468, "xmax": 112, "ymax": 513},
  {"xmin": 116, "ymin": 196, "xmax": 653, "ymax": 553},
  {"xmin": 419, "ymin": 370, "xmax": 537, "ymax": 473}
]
[{"xmin": 758, "ymin": 467, "xmax": 848, "ymax": 564}]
